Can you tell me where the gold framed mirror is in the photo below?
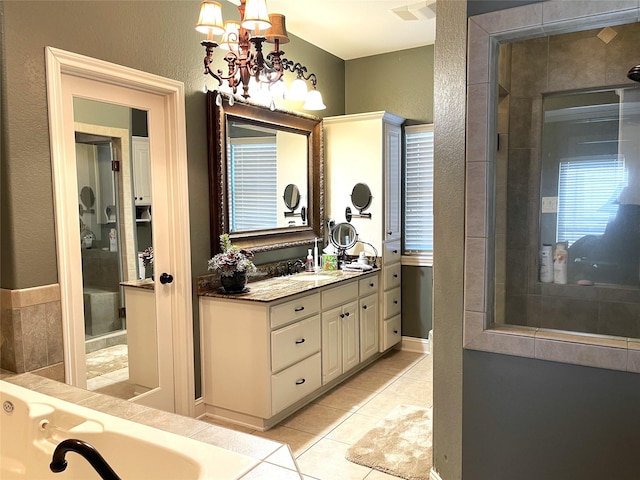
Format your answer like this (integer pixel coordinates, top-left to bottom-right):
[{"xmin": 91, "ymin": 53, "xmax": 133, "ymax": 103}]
[{"xmin": 206, "ymin": 91, "xmax": 324, "ymax": 255}]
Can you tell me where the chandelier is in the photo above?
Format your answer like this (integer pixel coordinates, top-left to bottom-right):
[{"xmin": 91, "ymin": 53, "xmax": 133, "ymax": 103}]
[{"xmin": 196, "ymin": 0, "xmax": 326, "ymax": 110}]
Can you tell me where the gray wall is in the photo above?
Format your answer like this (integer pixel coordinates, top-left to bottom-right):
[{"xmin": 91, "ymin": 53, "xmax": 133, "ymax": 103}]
[
  {"xmin": 346, "ymin": 46, "xmax": 434, "ymax": 124},
  {"xmin": 463, "ymin": 350, "xmax": 640, "ymax": 480},
  {"xmin": 434, "ymin": 1, "xmax": 640, "ymax": 479}
]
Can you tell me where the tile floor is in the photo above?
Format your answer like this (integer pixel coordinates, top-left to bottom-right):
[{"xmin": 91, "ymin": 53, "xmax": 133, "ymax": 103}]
[
  {"xmin": 203, "ymin": 348, "xmax": 432, "ymax": 480},
  {"xmin": 85, "ymin": 344, "xmax": 136, "ymax": 399}
]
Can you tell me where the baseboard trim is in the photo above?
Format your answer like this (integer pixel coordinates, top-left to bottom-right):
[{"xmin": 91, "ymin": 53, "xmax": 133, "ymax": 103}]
[
  {"xmin": 400, "ymin": 336, "xmax": 430, "ymax": 354},
  {"xmin": 430, "ymin": 468, "xmax": 443, "ymax": 480}
]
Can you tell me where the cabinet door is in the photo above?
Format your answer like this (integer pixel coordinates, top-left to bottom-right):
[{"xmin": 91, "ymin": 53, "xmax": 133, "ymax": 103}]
[
  {"xmin": 321, "ymin": 305, "xmax": 342, "ymax": 384},
  {"xmin": 132, "ymin": 136, "xmax": 152, "ymax": 205},
  {"xmin": 384, "ymin": 123, "xmax": 402, "ymax": 241},
  {"xmin": 341, "ymin": 301, "xmax": 359, "ymax": 373},
  {"xmin": 359, "ymin": 294, "xmax": 379, "ymax": 362}
]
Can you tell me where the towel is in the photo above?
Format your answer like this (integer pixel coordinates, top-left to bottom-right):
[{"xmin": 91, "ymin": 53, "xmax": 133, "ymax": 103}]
[{"xmin": 342, "ymin": 262, "xmax": 374, "ymax": 272}]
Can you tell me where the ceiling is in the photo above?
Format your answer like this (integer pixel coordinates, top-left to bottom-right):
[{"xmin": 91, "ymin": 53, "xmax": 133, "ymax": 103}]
[{"xmin": 226, "ymin": 0, "xmax": 437, "ymax": 60}]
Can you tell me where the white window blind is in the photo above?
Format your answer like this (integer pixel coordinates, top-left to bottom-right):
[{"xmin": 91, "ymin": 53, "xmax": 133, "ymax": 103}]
[
  {"xmin": 557, "ymin": 155, "xmax": 627, "ymax": 246},
  {"xmin": 227, "ymin": 137, "xmax": 277, "ymax": 231},
  {"xmin": 403, "ymin": 124, "xmax": 434, "ymax": 264}
]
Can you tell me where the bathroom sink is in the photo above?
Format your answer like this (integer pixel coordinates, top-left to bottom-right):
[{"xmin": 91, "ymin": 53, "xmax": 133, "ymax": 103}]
[{"xmin": 289, "ymin": 273, "xmax": 336, "ymax": 282}]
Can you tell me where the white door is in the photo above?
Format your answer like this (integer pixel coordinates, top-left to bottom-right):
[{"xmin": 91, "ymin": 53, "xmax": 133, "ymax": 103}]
[{"xmin": 47, "ymin": 48, "xmax": 194, "ymax": 415}]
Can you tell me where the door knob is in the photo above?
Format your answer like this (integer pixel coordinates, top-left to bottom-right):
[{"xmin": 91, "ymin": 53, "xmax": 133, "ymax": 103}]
[{"xmin": 159, "ymin": 273, "xmax": 174, "ymax": 284}]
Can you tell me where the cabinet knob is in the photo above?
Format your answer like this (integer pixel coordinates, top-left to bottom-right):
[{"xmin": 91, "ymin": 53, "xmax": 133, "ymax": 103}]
[
  {"xmin": 344, "ymin": 312, "xmax": 350, "ymax": 317},
  {"xmin": 339, "ymin": 313, "xmax": 345, "ymax": 319},
  {"xmin": 393, "ymin": 300, "xmax": 398, "ymax": 304},
  {"xmin": 393, "ymin": 249, "xmax": 398, "ymax": 254},
  {"xmin": 362, "ymin": 305, "xmax": 368, "ymax": 310},
  {"xmin": 393, "ymin": 329, "xmax": 399, "ymax": 334},
  {"xmin": 393, "ymin": 274, "xmax": 398, "ymax": 278},
  {"xmin": 295, "ymin": 378, "xmax": 306, "ymax": 385},
  {"xmin": 295, "ymin": 338, "xmax": 306, "ymax": 344},
  {"xmin": 294, "ymin": 306, "xmax": 305, "ymax": 312},
  {"xmin": 388, "ymin": 231, "xmax": 393, "ymax": 236},
  {"xmin": 369, "ymin": 282, "xmax": 374, "ymax": 287}
]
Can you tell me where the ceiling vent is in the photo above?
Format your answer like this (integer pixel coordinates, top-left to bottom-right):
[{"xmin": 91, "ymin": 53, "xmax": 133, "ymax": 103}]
[{"xmin": 392, "ymin": 1, "xmax": 436, "ymax": 21}]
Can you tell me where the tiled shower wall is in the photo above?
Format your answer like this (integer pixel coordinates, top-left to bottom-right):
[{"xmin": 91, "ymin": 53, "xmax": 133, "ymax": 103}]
[
  {"xmin": 502, "ymin": 23, "xmax": 640, "ymax": 337},
  {"xmin": 0, "ymin": 284, "xmax": 65, "ymax": 381}
]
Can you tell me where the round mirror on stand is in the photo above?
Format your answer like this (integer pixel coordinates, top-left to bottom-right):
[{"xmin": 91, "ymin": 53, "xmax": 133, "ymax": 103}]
[
  {"xmin": 346, "ymin": 183, "xmax": 372, "ymax": 221},
  {"xmin": 283, "ymin": 183, "xmax": 306, "ymax": 224},
  {"xmin": 329, "ymin": 222, "xmax": 358, "ymax": 266}
]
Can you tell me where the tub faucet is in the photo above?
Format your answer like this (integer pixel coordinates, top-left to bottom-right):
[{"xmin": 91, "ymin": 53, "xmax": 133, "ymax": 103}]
[{"xmin": 50, "ymin": 439, "xmax": 121, "ymax": 480}]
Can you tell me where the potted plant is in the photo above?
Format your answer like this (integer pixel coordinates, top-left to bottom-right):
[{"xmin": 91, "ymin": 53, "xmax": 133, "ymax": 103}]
[{"xmin": 208, "ymin": 234, "xmax": 256, "ymax": 293}]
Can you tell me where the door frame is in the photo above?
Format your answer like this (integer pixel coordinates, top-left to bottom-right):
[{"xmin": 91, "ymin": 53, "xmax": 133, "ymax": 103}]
[{"xmin": 45, "ymin": 47, "xmax": 195, "ymax": 416}]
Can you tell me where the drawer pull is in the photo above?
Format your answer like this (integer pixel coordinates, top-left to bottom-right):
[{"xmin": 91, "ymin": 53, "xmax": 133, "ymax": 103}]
[
  {"xmin": 295, "ymin": 378, "xmax": 306, "ymax": 385},
  {"xmin": 295, "ymin": 338, "xmax": 306, "ymax": 344},
  {"xmin": 294, "ymin": 306, "xmax": 305, "ymax": 312}
]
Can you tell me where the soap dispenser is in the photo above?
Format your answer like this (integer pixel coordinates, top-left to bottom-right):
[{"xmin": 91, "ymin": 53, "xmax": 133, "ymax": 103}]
[{"xmin": 306, "ymin": 249, "xmax": 314, "ymax": 272}]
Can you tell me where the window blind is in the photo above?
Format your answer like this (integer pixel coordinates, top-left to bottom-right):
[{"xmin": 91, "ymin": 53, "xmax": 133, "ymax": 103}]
[
  {"xmin": 227, "ymin": 137, "xmax": 277, "ymax": 231},
  {"xmin": 557, "ymin": 155, "xmax": 627, "ymax": 246},
  {"xmin": 403, "ymin": 124, "xmax": 434, "ymax": 264}
]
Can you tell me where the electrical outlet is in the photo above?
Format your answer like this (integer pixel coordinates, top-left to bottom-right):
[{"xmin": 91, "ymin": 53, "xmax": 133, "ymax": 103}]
[{"xmin": 541, "ymin": 196, "xmax": 558, "ymax": 214}]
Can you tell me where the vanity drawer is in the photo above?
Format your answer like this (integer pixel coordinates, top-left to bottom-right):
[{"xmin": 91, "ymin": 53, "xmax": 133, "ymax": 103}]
[
  {"xmin": 271, "ymin": 315, "xmax": 321, "ymax": 373},
  {"xmin": 270, "ymin": 293, "xmax": 320, "ymax": 328},
  {"xmin": 321, "ymin": 281, "xmax": 358, "ymax": 309},
  {"xmin": 383, "ymin": 241, "xmax": 401, "ymax": 265},
  {"xmin": 383, "ymin": 263, "xmax": 401, "ymax": 290},
  {"xmin": 383, "ymin": 287, "xmax": 401, "ymax": 318},
  {"xmin": 382, "ymin": 315, "xmax": 401, "ymax": 351},
  {"xmin": 272, "ymin": 352, "xmax": 321, "ymax": 415},
  {"xmin": 359, "ymin": 275, "xmax": 379, "ymax": 296}
]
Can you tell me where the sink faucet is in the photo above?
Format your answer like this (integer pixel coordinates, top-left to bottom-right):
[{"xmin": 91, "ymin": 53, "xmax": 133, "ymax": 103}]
[
  {"xmin": 50, "ymin": 439, "xmax": 121, "ymax": 480},
  {"xmin": 288, "ymin": 259, "xmax": 305, "ymax": 274}
]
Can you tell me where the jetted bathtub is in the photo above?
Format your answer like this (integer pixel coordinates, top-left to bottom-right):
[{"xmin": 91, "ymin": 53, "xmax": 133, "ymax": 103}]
[{"xmin": 0, "ymin": 380, "xmax": 258, "ymax": 479}]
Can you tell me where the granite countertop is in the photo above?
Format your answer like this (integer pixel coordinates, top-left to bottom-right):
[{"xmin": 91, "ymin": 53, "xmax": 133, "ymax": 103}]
[{"xmin": 200, "ymin": 268, "xmax": 380, "ymax": 303}]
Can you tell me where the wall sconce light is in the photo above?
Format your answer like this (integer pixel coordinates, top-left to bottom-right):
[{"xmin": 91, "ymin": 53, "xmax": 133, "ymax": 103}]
[{"xmin": 196, "ymin": 0, "xmax": 326, "ymax": 110}]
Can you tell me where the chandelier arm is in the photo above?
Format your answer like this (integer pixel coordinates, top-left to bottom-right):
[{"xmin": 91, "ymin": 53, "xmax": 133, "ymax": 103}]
[{"xmin": 202, "ymin": 41, "xmax": 223, "ymax": 86}]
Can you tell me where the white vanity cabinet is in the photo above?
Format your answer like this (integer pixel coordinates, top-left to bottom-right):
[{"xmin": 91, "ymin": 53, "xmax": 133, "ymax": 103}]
[
  {"xmin": 321, "ymin": 282, "xmax": 359, "ymax": 384},
  {"xmin": 324, "ymin": 111, "xmax": 404, "ymax": 352},
  {"xmin": 200, "ymin": 292, "xmax": 322, "ymax": 423},
  {"xmin": 381, "ymin": 241, "xmax": 402, "ymax": 350},
  {"xmin": 199, "ymin": 271, "xmax": 380, "ymax": 430}
]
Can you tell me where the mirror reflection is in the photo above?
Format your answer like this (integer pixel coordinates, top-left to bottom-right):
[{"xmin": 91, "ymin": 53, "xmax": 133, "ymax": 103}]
[
  {"xmin": 74, "ymin": 99, "xmax": 158, "ymax": 399},
  {"xmin": 283, "ymin": 184, "xmax": 301, "ymax": 210},
  {"xmin": 226, "ymin": 119, "xmax": 307, "ymax": 231},
  {"xmin": 330, "ymin": 222, "xmax": 358, "ymax": 250},
  {"xmin": 541, "ymin": 87, "xmax": 640, "ymax": 286}
]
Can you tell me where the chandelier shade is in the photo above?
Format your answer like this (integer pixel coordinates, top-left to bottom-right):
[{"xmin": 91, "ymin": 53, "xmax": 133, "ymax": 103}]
[
  {"xmin": 195, "ymin": 1, "xmax": 225, "ymax": 38},
  {"xmin": 241, "ymin": 0, "xmax": 271, "ymax": 32},
  {"xmin": 265, "ymin": 14, "xmax": 289, "ymax": 44}
]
